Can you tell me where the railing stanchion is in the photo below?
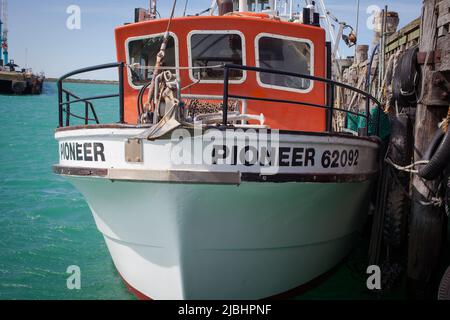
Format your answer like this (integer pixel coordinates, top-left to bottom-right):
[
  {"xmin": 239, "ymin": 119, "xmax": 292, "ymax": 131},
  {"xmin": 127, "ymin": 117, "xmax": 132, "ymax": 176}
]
[
  {"xmin": 90, "ymin": 103, "xmax": 99, "ymax": 124},
  {"xmin": 328, "ymin": 83, "xmax": 335, "ymax": 133},
  {"xmin": 65, "ymin": 92, "xmax": 71, "ymax": 126},
  {"xmin": 85, "ymin": 102, "xmax": 89, "ymax": 125},
  {"xmin": 58, "ymin": 81, "xmax": 63, "ymax": 127},
  {"xmin": 376, "ymin": 102, "xmax": 381, "ymax": 137},
  {"xmin": 365, "ymin": 96, "xmax": 370, "ymax": 136},
  {"xmin": 325, "ymin": 42, "xmax": 332, "ymax": 132},
  {"xmin": 222, "ymin": 66, "xmax": 229, "ymax": 126},
  {"xmin": 119, "ymin": 62, "xmax": 125, "ymax": 124}
]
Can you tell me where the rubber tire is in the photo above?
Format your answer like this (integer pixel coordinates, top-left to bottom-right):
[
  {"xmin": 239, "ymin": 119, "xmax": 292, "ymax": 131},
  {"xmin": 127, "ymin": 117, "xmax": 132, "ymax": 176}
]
[
  {"xmin": 383, "ymin": 114, "xmax": 412, "ymax": 248},
  {"xmin": 399, "ymin": 46, "xmax": 420, "ymax": 106},
  {"xmin": 388, "ymin": 114, "xmax": 413, "ymax": 166},
  {"xmin": 381, "ymin": 260, "xmax": 403, "ymax": 292},
  {"xmin": 445, "ymin": 169, "xmax": 450, "ymax": 216},
  {"xmin": 422, "ymin": 129, "xmax": 445, "ymax": 162},
  {"xmin": 438, "ymin": 266, "xmax": 450, "ymax": 300},
  {"xmin": 11, "ymin": 81, "xmax": 26, "ymax": 94},
  {"xmin": 383, "ymin": 184, "xmax": 409, "ymax": 248},
  {"xmin": 418, "ymin": 129, "xmax": 450, "ymax": 181},
  {"xmin": 392, "ymin": 53, "xmax": 408, "ymax": 109}
]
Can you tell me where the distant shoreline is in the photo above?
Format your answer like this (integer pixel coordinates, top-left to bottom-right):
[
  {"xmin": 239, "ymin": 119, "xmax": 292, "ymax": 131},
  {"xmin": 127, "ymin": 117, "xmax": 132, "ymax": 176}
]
[{"xmin": 45, "ymin": 78, "xmax": 119, "ymax": 85}]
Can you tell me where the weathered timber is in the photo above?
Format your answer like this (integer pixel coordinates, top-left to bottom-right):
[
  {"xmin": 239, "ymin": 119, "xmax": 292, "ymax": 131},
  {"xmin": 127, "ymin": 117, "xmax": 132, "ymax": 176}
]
[
  {"xmin": 386, "ymin": 18, "xmax": 421, "ymax": 55},
  {"xmin": 408, "ymin": 0, "xmax": 449, "ymax": 299},
  {"xmin": 421, "ymin": 0, "xmax": 450, "ymax": 106}
]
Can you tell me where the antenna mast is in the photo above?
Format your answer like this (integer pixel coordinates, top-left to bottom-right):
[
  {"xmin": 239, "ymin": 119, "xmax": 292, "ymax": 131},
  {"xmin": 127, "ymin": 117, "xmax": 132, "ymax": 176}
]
[
  {"xmin": 150, "ymin": 0, "xmax": 157, "ymax": 19},
  {"xmin": 0, "ymin": 0, "xmax": 7, "ymax": 66},
  {"xmin": 0, "ymin": 0, "xmax": 2, "ymax": 66},
  {"xmin": 209, "ymin": 0, "xmax": 217, "ymax": 15},
  {"xmin": 316, "ymin": 0, "xmax": 339, "ymax": 59}
]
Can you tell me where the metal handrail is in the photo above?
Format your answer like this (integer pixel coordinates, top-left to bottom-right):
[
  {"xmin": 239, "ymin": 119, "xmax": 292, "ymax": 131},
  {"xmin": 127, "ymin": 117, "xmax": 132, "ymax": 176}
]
[
  {"xmin": 63, "ymin": 109, "xmax": 99, "ymax": 122},
  {"xmin": 222, "ymin": 64, "xmax": 383, "ymax": 136},
  {"xmin": 59, "ymin": 94, "xmax": 120, "ymax": 106},
  {"xmin": 57, "ymin": 62, "xmax": 383, "ymax": 137},
  {"xmin": 62, "ymin": 89, "xmax": 99, "ymax": 126},
  {"xmin": 57, "ymin": 62, "xmax": 125, "ymax": 127}
]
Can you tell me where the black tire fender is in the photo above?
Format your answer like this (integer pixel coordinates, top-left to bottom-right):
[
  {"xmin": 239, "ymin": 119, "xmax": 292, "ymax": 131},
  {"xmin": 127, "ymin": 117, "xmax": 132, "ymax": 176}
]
[
  {"xmin": 444, "ymin": 167, "xmax": 450, "ymax": 216},
  {"xmin": 11, "ymin": 80, "xmax": 26, "ymax": 94},
  {"xmin": 392, "ymin": 54, "xmax": 407, "ymax": 109},
  {"xmin": 383, "ymin": 114, "xmax": 412, "ymax": 248},
  {"xmin": 399, "ymin": 46, "xmax": 420, "ymax": 105},
  {"xmin": 438, "ymin": 266, "xmax": 450, "ymax": 300},
  {"xmin": 418, "ymin": 129, "xmax": 450, "ymax": 181},
  {"xmin": 392, "ymin": 46, "xmax": 421, "ymax": 108}
]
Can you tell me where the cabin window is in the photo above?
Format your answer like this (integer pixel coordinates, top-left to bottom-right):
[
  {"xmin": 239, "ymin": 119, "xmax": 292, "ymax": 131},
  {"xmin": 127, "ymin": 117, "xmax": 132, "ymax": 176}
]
[
  {"xmin": 188, "ymin": 31, "xmax": 245, "ymax": 83},
  {"xmin": 127, "ymin": 34, "xmax": 177, "ymax": 86},
  {"xmin": 256, "ymin": 34, "xmax": 313, "ymax": 92}
]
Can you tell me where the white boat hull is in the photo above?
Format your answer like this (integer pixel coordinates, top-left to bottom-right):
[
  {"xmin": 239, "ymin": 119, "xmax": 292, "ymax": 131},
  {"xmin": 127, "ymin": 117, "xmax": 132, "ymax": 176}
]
[
  {"xmin": 69, "ymin": 177, "xmax": 371, "ymax": 299},
  {"xmin": 55, "ymin": 126, "xmax": 379, "ymax": 299}
]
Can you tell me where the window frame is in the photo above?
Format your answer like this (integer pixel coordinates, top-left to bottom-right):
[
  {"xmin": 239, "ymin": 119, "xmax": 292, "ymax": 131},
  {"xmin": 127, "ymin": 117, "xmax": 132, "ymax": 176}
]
[
  {"xmin": 255, "ymin": 33, "xmax": 314, "ymax": 94},
  {"xmin": 125, "ymin": 32, "xmax": 180, "ymax": 90},
  {"xmin": 187, "ymin": 30, "xmax": 247, "ymax": 84}
]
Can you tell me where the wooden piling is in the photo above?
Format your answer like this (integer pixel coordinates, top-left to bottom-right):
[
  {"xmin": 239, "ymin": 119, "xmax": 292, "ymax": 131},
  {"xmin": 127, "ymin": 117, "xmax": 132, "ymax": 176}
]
[{"xmin": 407, "ymin": 0, "xmax": 449, "ymax": 298}]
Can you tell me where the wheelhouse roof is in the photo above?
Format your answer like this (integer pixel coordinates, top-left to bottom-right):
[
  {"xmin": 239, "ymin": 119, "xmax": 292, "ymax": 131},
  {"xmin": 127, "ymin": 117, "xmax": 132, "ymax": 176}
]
[{"xmin": 115, "ymin": 15, "xmax": 324, "ymax": 40}]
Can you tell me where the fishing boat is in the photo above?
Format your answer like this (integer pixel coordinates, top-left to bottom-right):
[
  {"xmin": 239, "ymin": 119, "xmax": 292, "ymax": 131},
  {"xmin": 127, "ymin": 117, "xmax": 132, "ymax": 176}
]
[{"xmin": 53, "ymin": 0, "xmax": 382, "ymax": 299}]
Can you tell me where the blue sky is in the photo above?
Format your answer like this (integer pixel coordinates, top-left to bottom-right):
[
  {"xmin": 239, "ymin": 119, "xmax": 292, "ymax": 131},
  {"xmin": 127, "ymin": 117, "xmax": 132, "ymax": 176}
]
[{"xmin": 4, "ymin": 0, "xmax": 421, "ymax": 80}]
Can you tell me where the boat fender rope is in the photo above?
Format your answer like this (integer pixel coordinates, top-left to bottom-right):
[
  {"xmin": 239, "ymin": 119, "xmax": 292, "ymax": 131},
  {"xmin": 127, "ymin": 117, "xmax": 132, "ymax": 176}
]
[
  {"xmin": 385, "ymin": 157, "xmax": 429, "ymax": 174},
  {"xmin": 419, "ymin": 197, "xmax": 443, "ymax": 207},
  {"xmin": 386, "ymin": 160, "xmax": 444, "ymax": 208},
  {"xmin": 440, "ymin": 107, "xmax": 450, "ymax": 133},
  {"xmin": 386, "ymin": 114, "xmax": 450, "ymax": 180}
]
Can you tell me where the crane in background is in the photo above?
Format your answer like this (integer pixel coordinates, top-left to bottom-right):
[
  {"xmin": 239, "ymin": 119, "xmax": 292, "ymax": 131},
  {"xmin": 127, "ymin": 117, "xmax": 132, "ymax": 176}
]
[{"xmin": 0, "ymin": 0, "xmax": 8, "ymax": 67}]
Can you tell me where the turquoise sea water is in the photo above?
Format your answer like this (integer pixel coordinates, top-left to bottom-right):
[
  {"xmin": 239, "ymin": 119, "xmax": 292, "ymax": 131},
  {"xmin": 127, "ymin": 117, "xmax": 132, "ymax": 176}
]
[
  {"xmin": 0, "ymin": 82, "xmax": 134, "ymax": 299},
  {"xmin": 0, "ymin": 82, "xmax": 378, "ymax": 300},
  {"xmin": 0, "ymin": 82, "xmax": 446, "ymax": 300}
]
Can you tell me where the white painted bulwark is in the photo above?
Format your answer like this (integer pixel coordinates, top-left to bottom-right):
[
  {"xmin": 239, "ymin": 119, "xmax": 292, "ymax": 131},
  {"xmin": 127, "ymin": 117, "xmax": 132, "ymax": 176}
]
[
  {"xmin": 55, "ymin": 127, "xmax": 378, "ymax": 177},
  {"xmin": 54, "ymin": 126, "xmax": 379, "ymax": 299}
]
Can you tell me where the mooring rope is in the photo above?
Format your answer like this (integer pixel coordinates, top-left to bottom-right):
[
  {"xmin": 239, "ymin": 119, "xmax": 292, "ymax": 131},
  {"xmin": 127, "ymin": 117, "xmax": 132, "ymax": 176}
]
[
  {"xmin": 143, "ymin": 0, "xmax": 178, "ymax": 118},
  {"xmin": 384, "ymin": 158, "xmax": 429, "ymax": 174},
  {"xmin": 385, "ymin": 157, "xmax": 446, "ymax": 208},
  {"xmin": 440, "ymin": 106, "xmax": 450, "ymax": 133}
]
